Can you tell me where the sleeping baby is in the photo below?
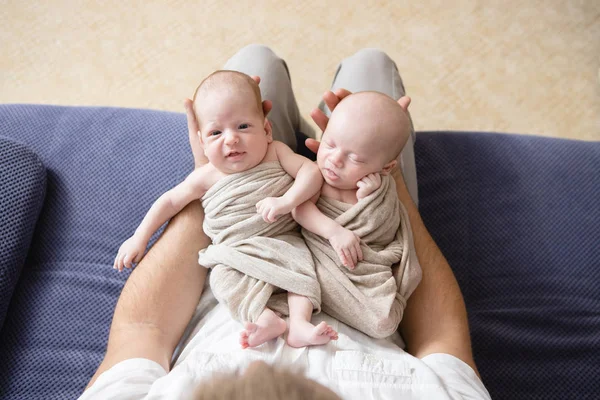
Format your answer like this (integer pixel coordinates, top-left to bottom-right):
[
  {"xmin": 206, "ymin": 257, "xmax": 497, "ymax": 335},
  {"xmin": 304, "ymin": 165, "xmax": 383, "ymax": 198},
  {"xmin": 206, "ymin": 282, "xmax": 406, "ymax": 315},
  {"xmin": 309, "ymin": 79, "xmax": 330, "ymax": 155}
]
[
  {"xmin": 113, "ymin": 70, "xmax": 338, "ymax": 349},
  {"xmin": 293, "ymin": 91, "xmax": 422, "ymax": 338}
]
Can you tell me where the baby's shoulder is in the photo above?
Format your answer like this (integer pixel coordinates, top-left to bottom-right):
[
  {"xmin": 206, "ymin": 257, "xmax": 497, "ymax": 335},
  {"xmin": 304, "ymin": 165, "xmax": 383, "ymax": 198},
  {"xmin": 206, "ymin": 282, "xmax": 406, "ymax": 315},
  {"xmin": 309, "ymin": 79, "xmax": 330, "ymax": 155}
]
[
  {"xmin": 192, "ymin": 163, "xmax": 226, "ymax": 190},
  {"xmin": 261, "ymin": 141, "xmax": 283, "ymax": 163}
]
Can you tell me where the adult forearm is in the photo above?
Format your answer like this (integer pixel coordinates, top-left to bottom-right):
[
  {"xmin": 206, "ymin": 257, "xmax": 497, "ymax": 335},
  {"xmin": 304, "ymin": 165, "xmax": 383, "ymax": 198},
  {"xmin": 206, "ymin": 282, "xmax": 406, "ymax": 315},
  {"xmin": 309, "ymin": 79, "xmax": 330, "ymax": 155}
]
[
  {"xmin": 87, "ymin": 200, "xmax": 208, "ymax": 388},
  {"xmin": 393, "ymin": 170, "xmax": 479, "ymax": 376}
]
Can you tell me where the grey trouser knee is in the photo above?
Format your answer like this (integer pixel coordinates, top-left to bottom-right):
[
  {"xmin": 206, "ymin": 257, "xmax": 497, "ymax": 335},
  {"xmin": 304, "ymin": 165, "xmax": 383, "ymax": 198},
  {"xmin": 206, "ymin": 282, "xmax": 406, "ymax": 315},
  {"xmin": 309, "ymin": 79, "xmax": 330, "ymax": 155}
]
[
  {"xmin": 320, "ymin": 48, "xmax": 419, "ymax": 205},
  {"xmin": 223, "ymin": 44, "xmax": 305, "ymax": 151}
]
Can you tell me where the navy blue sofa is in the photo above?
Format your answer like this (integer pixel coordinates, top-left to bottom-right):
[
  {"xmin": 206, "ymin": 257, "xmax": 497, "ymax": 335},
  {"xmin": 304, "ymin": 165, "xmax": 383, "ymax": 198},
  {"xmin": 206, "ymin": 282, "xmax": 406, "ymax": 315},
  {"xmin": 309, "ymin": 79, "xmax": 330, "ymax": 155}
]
[{"xmin": 1, "ymin": 104, "xmax": 598, "ymax": 399}]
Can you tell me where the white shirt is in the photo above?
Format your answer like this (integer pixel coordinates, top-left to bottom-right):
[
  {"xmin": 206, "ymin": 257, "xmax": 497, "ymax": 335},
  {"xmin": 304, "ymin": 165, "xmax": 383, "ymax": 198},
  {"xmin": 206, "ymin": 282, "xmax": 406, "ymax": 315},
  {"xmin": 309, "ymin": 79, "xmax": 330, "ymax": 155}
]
[{"xmin": 81, "ymin": 288, "xmax": 491, "ymax": 400}]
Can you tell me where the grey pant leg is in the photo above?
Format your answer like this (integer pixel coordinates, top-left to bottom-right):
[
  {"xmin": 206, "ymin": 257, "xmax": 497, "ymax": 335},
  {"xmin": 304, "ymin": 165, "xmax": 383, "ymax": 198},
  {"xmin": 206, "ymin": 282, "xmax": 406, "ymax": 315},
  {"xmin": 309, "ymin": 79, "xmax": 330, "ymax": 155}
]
[
  {"xmin": 223, "ymin": 44, "xmax": 313, "ymax": 151},
  {"xmin": 321, "ymin": 49, "xmax": 419, "ymax": 206}
]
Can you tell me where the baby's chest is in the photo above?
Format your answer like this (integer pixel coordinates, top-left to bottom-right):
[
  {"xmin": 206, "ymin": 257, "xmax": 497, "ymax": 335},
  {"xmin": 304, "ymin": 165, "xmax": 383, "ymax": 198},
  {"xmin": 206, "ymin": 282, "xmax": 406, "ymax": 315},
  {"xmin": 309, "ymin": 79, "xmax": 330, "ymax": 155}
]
[{"xmin": 321, "ymin": 184, "xmax": 358, "ymax": 205}]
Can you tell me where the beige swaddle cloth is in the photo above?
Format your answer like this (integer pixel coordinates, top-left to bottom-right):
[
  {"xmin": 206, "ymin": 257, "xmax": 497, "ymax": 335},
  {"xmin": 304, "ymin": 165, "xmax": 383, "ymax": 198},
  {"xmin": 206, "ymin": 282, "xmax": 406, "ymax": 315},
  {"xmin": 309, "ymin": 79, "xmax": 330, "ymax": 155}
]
[
  {"xmin": 198, "ymin": 161, "xmax": 320, "ymax": 323},
  {"xmin": 302, "ymin": 175, "xmax": 421, "ymax": 338}
]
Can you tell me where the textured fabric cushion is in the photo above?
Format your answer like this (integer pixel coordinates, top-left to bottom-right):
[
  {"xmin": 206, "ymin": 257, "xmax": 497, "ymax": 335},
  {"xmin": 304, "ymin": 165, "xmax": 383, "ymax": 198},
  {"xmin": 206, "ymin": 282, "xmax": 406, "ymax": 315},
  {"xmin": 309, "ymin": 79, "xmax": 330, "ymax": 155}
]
[
  {"xmin": 415, "ymin": 132, "xmax": 600, "ymax": 400},
  {"xmin": 0, "ymin": 104, "xmax": 598, "ymax": 399},
  {"xmin": 0, "ymin": 136, "xmax": 46, "ymax": 330},
  {"xmin": 0, "ymin": 104, "xmax": 313, "ymax": 399}
]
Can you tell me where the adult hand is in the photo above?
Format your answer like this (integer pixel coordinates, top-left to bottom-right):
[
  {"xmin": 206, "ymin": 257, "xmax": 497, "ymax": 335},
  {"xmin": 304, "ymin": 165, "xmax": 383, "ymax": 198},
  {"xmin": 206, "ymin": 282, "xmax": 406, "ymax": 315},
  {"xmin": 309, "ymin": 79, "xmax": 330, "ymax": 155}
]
[
  {"xmin": 305, "ymin": 89, "xmax": 412, "ymax": 155},
  {"xmin": 184, "ymin": 75, "xmax": 273, "ymax": 169}
]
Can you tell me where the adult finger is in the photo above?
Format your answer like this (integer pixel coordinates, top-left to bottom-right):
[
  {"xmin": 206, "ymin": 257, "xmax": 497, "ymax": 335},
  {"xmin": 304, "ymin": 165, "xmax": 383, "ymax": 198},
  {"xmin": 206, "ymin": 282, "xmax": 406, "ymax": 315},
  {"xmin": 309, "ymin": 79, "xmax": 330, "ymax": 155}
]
[
  {"xmin": 305, "ymin": 138, "xmax": 321, "ymax": 155},
  {"xmin": 184, "ymin": 98, "xmax": 200, "ymax": 137},
  {"xmin": 322, "ymin": 90, "xmax": 341, "ymax": 113},
  {"xmin": 332, "ymin": 88, "xmax": 352, "ymax": 102},
  {"xmin": 310, "ymin": 107, "xmax": 329, "ymax": 133},
  {"xmin": 250, "ymin": 75, "xmax": 261, "ymax": 84},
  {"xmin": 262, "ymin": 99, "xmax": 272, "ymax": 117},
  {"xmin": 184, "ymin": 98, "xmax": 208, "ymax": 167},
  {"xmin": 397, "ymin": 96, "xmax": 411, "ymax": 111}
]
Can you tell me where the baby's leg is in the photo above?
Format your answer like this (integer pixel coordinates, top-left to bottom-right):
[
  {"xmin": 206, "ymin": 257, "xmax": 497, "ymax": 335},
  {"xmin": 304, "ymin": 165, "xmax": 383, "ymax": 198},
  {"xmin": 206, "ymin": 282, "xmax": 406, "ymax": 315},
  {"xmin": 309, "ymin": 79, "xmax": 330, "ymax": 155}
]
[
  {"xmin": 286, "ymin": 293, "xmax": 338, "ymax": 348},
  {"xmin": 239, "ymin": 308, "xmax": 287, "ymax": 349}
]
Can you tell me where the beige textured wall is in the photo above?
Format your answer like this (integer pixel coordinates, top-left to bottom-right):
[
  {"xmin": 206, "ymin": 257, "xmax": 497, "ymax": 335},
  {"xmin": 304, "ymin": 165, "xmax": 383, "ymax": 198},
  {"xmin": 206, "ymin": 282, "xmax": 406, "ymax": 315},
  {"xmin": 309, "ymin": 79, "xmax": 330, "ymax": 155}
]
[{"xmin": 2, "ymin": 0, "xmax": 599, "ymax": 140}]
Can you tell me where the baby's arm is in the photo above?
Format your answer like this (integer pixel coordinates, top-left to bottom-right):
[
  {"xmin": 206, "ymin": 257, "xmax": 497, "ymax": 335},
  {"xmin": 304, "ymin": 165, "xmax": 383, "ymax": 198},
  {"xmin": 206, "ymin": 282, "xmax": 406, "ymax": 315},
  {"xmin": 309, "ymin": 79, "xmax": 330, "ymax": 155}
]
[
  {"xmin": 292, "ymin": 195, "xmax": 363, "ymax": 270},
  {"xmin": 113, "ymin": 165, "xmax": 213, "ymax": 271},
  {"xmin": 256, "ymin": 141, "xmax": 323, "ymax": 223}
]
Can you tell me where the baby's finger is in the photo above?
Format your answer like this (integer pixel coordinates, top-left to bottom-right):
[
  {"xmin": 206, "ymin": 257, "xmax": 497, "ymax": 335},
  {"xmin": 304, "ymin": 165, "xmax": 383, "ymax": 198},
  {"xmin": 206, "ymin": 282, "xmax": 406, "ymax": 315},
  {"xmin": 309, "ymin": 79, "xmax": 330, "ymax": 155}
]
[
  {"xmin": 337, "ymin": 250, "xmax": 347, "ymax": 268},
  {"xmin": 267, "ymin": 209, "xmax": 278, "ymax": 223},
  {"xmin": 123, "ymin": 253, "xmax": 134, "ymax": 270},
  {"xmin": 117, "ymin": 253, "xmax": 125, "ymax": 272},
  {"xmin": 343, "ymin": 249, "xmax": 355, "ymax": 270},
  {"xmin": 349, "ymin": 246, "xmax": 358, "ymax": 268},
  {"xmin": 355, "ymin": 238, "xmax": 363, "ymax": 261}
]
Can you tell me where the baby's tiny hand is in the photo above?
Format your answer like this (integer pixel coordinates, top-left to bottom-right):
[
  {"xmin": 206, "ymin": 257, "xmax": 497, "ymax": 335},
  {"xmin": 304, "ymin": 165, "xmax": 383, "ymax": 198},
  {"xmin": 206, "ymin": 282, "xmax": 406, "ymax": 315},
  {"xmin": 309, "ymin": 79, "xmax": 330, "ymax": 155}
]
[
  {"xmin": 356, "ymin": 173, "xmax": 382, "ymax": 200},
  {"xmin": 256, "ymin": 197, "xmax": 292, "ymax": 223},
  {"xmin": 329, "ymin": 227, "xmax": 363, "ymax": 270},
  {"xmin": 113, "ymin": 235, "xmax": 147, "ymax": 272}
]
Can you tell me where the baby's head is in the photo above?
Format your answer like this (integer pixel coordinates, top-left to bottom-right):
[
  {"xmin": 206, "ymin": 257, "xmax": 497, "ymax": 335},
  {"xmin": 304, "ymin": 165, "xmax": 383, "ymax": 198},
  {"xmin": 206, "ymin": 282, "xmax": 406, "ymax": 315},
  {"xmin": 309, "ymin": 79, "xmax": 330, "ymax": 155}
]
[
  {"xmin": 317, "ymin": 91, "xmax": 411, "ymax": 190},
  {"xmin": 192, "ymin": 70, "xmax": 272, "ymax": 173}
]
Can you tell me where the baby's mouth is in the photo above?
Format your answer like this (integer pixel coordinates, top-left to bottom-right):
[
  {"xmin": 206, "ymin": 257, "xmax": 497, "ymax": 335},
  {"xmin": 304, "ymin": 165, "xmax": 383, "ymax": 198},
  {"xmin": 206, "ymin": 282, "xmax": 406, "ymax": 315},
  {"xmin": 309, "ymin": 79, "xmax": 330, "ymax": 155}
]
[
  {"xmin": 227, "ymin": 151, "xmax": 245, "ymax": 158},
  {"xmin": 323, "ymin": 168, "xmax": 339, "ymax": 180}
]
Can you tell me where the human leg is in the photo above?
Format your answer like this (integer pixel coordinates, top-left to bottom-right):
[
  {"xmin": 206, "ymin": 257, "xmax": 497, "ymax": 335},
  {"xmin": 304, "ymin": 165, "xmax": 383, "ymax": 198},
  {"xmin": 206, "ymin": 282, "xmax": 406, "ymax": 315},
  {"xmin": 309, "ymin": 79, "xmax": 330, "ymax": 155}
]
[
  {"xmin": 223, "ymin": 44, "xmax": 315, "ymax": 150},
  {"xmin": 86, "ymin": 200, "xmax": 208, "ymax": 388},
  {"xmin": 320, "ymin": 48, "xmax": 418, "ymax": 206},
  {"xmin": 240, "ymin": 308, "xmax": 287, "ymax": 349},
  {"xmin": 286, "ymin": 293, "xmax": 338, "ymax": 348}
]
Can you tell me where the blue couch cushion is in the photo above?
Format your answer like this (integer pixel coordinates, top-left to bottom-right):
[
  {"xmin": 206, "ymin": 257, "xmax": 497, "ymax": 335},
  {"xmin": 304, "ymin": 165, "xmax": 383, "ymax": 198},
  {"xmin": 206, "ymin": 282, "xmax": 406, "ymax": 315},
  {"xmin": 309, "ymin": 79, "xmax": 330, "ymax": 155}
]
[
  {"xmin": 415, "ymin": 132, "xmax": 600, "ymax": 399},
  {"xmin": 0, "ymin": 104, "xmax": 314, "ymax": 399},
  {"xmin": 0, "ymin": 104, "xmax": 598, "ymax": 399},
  {"xmin": 0, "ymin": 137, "xmax": 46, "ymax": 330}
]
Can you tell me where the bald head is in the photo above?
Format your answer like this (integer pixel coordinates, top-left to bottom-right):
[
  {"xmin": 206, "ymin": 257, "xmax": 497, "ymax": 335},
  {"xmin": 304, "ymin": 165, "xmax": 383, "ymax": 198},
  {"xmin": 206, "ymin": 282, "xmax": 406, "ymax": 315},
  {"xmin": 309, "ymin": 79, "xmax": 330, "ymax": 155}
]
[
  {"xmin": 328, "ymin": 92, "xmax": 411, "ymax": 162},
  {"xmin": 192, "ymin": 70, "xmax": 263, "ymax": 120}
]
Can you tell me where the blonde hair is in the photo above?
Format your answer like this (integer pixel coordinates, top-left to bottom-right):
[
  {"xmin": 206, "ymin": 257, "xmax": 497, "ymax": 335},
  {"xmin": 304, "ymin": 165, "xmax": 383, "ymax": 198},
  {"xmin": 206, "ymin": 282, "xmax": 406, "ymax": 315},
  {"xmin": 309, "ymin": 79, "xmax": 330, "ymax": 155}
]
[
  {"xmin": 192, "ymin": 362, "xmax": 341, "ymax": 400},
  {"xmin": 192, "ymin": 70, "xmax": 263, "ymax": 121}
]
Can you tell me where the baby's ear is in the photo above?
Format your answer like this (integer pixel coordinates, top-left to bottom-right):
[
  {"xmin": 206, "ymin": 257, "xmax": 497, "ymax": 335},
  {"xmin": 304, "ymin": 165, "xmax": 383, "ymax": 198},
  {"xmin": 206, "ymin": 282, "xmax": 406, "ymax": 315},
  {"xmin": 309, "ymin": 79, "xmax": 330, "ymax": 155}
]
[
  {"xmin": 381, "ymin": 159, "xmax": 397, "ymax": 176},
  {"xmin": 264, "ymin": 118, "xmax": 273, "ymax": 143}
]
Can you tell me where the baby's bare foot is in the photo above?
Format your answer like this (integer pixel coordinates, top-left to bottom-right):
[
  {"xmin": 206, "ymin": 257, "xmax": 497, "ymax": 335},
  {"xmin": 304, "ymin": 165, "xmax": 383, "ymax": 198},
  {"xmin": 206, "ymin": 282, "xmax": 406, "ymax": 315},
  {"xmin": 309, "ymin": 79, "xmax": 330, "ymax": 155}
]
[
  {"xmin": 287, "ymin": 320, "xmax": 338, "ymax": 348},
  {"xmin": 239, "ymin": 314, "xmax": 287, "ymax": 349}
]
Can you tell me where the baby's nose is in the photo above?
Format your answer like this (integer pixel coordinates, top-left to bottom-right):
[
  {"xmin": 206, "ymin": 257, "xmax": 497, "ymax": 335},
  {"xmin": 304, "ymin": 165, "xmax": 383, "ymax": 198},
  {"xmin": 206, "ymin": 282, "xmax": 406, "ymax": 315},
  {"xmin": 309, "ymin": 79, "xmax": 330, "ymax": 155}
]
[
  {"xmin": 224, "ymin": 131, "xmax": 239, "ymax": 145},
  {"xmin": 329, "ymin": 151, "xmax": 343, "ymax": 167}
]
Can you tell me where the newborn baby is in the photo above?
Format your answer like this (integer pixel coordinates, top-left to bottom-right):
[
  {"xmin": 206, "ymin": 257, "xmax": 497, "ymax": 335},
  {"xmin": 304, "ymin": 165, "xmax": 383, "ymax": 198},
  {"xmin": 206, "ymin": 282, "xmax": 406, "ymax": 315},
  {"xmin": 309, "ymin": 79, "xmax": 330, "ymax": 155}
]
[
  {"xmin": 114, "ymin": 71, "xmax": 337, "ymax": 348},
  {"xmin": 293, "ymin": 91, "xmax": 422, "ymax": 338}
]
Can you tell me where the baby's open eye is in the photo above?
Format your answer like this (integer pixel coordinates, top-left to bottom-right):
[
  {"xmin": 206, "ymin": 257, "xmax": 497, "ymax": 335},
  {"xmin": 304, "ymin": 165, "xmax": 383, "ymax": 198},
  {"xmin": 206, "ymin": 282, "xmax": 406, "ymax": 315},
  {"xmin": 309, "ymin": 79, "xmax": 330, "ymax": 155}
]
[
  {"xmin": 238, "ymin": 123, "xmax": 249, "ymax": 129},
  {"xmin": 209, "ymin": 130, "xmax": 222, "ymax": 136}
]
